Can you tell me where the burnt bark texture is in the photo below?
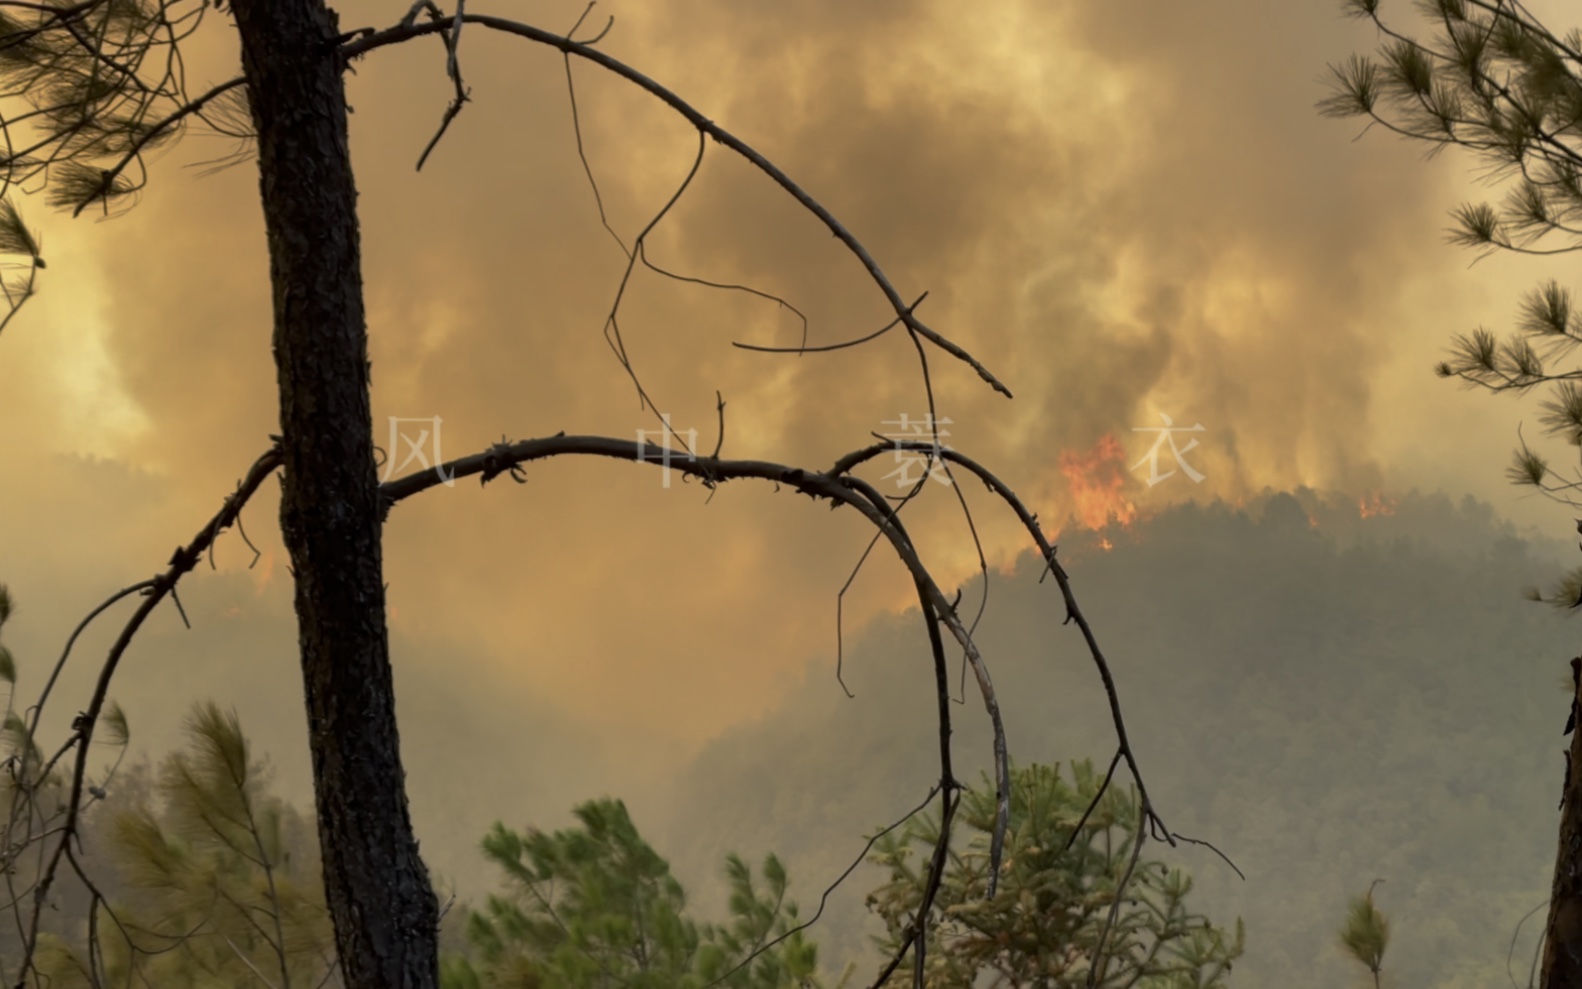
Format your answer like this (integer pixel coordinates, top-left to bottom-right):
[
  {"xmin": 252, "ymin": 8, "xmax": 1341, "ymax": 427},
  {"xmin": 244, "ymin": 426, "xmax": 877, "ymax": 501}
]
[
  {"xmin": 1546, "ymin": 657, "xmax": 1582, "ymax": 988},
  {"xmin": 230, "ymin": 1, "xmax": 439, "ymax": 986}
]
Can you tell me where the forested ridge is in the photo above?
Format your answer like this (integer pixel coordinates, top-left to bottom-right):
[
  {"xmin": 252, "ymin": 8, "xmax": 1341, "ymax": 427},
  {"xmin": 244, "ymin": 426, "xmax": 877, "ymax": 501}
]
[
  {"xmin": 657, "ymin": 489, "xmax": 1573, "ymax": 988},
  {"xmin": 2, "ymin": 487, "xmax": 1569, "ymax": 987}
]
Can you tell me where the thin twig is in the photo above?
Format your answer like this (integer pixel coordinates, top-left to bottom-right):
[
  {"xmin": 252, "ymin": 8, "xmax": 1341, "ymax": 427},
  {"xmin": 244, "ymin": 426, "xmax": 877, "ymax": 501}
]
[
  {"xmin": 10, "ymin": 442, "xmax": 283, "ymax": 987},
  {"xmin": 698, "ymin": 784, "xmax": 942, "ymax": 989},
  {"xmin": 342, "ymin": 16, "xmax": 1013, "ymax": 397}
]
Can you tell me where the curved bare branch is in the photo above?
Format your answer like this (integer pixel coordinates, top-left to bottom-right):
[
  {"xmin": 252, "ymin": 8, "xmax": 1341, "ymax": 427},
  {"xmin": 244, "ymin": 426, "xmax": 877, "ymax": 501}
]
[
  {"xmin": 378, "ymin": 428, "xmax": 1189, "ymax": 985},
  {"xmin": 341, "ymin": 14, "xmax": 1013, "ymax": 399},
  {"xmin": 8, "ymin": 442, "xmax": 282, "ymax": 988}
]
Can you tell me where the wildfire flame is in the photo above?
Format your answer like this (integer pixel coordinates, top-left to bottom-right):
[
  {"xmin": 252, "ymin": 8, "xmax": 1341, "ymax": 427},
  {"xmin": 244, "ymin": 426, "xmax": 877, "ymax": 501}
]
[
  {"xmin": 1058, "ymin": 434, "xmax": 1138, "ymax": 531},
  {"xmin": 1359, "ymin": 492, "xmax": 1396, "ymax": 519}
]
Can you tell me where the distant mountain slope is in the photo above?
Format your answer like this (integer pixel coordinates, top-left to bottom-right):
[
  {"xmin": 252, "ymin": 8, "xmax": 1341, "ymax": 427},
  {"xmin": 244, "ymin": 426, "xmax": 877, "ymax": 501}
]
[{"xmin": 655, "ymin": 490, "xmax": 1576, "ymax": 989}]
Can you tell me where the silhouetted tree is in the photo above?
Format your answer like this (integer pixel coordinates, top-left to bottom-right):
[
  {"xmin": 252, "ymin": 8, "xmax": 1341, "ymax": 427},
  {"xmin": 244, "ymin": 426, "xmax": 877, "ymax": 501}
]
[
  {"xmin": 0, "ymin": 4, "xmax": 1188, "ymax": 988},
  {"xmin": 1322, "ymin": 4, "xmax": 1582, "ymax": 984}
]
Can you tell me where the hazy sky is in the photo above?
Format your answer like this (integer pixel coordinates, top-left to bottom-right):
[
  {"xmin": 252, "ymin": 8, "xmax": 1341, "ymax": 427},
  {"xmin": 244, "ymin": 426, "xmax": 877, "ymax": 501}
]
[{"xmin": 1, "ymin": 0, "xmax": 1579, "ymax": 890}]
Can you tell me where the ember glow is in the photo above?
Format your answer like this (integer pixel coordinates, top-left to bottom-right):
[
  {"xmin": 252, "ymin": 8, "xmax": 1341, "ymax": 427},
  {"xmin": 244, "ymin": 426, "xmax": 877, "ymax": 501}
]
[
  {"xmin": 1058, "ymin": 434, "xmax": 1139, "ymax": 530},
  {"xmin": 1359, "ymin": 492, "xmax": 1397, "ymax": 519}
]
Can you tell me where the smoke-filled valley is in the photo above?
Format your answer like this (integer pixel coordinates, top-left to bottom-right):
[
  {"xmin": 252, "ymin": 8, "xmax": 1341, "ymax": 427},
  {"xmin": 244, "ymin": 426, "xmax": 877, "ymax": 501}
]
[{"xmin": 7, "ymin": 486, "xmax": 1570, "ymax": 988}]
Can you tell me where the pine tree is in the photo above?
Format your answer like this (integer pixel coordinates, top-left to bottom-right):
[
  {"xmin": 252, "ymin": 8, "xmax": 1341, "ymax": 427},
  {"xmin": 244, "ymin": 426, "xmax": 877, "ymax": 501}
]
[
  {"xmin": 1322, "ymin": 6, "xmax": 1582, "ymax": 984},
  {"xmin": 1337, "ymin": 880, "xmax": 1390, "ymax": 989},
  {"xmin": 450, "ymin": 798, "xmax": 830, "ymax": 989},
  {"xmin": 34, "ymin": 703, "xmax": 337, "ymax": 988},
  {"xmin": 864, "ymin": 762, "xmax": 1242, "ymax": 989}
]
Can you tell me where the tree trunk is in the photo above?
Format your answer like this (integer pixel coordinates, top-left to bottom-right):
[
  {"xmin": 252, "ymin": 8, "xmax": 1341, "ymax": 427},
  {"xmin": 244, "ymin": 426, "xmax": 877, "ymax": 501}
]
[
  {"xmin": 230, "ymin": 2, "xmax": 439, "ymax": 986},
  {"xmin": 1544, "ymin": 657, "xmax": 1582, "ymax": 988}
]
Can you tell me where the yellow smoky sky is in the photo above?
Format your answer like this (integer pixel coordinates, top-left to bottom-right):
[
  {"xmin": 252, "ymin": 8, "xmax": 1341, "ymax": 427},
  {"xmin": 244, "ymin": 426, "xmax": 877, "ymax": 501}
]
[{"xmin": 0, "ymin": 0, "xmax": 1571, "ymax": 780}]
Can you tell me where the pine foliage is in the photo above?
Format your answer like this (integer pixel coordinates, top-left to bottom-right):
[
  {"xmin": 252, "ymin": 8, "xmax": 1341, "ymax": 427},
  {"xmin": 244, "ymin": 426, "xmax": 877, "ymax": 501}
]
[
  {"xmin": 450, "ymin": 798, "xmax": 831, "ymax": 989},
  {"xmin": 864, "ymin": 761, "xmax": 1243, "ymax": 989}
]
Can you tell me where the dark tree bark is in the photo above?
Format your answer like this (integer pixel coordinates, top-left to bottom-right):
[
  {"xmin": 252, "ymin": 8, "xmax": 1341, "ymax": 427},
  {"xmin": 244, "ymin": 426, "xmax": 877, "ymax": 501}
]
[
  {"xmin": 1546, "ymin": 657, "xmax": 1582, "ymax": 987},
  {"xmin": 229, "ymin": 2, "xmax": 439, "ymax": 986}
]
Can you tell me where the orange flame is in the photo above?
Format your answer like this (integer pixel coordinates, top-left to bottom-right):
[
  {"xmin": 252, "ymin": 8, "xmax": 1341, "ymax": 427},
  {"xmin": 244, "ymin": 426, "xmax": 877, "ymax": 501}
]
[
  {"xmin": 1098, "ymin": 537, "xmax": 1115, "ymax": 551},
  {"xmin": 1059, "ymin": 435, "xmax": 1138, "ymax": 530},
  {"xmin": 1359, "ymin": 492, "xmax": 1396, "ymax": 519}
]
